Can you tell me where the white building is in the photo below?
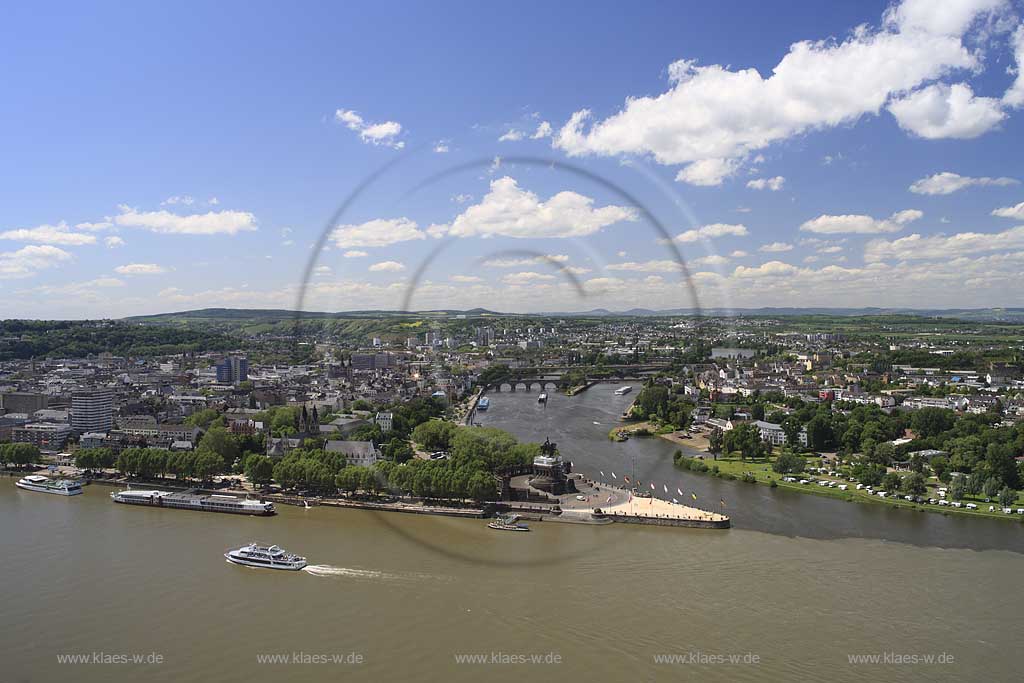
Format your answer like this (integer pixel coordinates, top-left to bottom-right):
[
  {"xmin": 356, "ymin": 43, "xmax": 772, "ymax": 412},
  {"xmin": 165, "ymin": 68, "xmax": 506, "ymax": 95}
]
[
  {"xmin": 374, "ymin": 411, "xmax": 393, "ymax": 433},
  {"xmin": 753, "ymin": 420, "xmax": 807, "ymax": 447}
]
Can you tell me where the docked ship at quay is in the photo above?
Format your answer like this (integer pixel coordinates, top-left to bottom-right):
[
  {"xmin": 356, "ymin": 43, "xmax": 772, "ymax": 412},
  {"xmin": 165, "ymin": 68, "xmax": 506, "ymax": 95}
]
[{"xmin": 111, "ymin": 488, "xmax": 276, "ymax": 515}]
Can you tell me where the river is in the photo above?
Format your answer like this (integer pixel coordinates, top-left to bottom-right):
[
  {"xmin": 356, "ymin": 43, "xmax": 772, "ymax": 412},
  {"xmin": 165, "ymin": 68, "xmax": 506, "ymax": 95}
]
[{"xmin": 2, "ymin": 384, "xmax": 1022, "ymax": 682}]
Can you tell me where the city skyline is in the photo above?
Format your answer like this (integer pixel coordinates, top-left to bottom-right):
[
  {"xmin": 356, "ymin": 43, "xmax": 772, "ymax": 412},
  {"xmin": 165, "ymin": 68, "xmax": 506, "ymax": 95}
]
[{"xmin": 4, "ymin": 0, "xmax": 1024, "ymax": 318}]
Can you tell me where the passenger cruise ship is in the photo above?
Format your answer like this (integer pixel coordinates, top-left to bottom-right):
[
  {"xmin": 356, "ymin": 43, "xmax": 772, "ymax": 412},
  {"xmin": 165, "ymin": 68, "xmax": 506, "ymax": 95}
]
[
  {"xmin": 614, "ymin": 386, "xmax": 632, "ymax": 396},
  {"xmin": 111, "ymin": 489, "xmax": 275, "ymax": 515},
  {"xmin": 16, "ymin": 474, "xmax": 83, "ymax": 496},
  {"xmin": 225, "ymin": 542, "xmax": 307, "ymax": 570}
]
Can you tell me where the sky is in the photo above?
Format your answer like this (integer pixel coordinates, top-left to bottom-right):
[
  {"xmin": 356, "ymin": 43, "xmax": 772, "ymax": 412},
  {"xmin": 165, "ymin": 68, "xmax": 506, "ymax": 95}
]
[{"xmin": 3, "ymin": 0, "xmax": 1024, "ymax": 318}]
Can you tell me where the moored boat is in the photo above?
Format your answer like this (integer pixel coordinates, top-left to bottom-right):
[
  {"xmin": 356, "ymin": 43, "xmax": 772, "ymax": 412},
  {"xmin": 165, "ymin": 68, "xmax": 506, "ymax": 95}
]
[
  {"xmin": 614, "ymin": 386, "xmax": 632, "ymax": 396},
  {"xmin": 537, "ymin": 393, "xmax": 548, "ymax": 404},
  {"xmin": 16, "ymin": 474, "xmax": 83, "ymax": 496},
  {"xmin": 225, "ymin": 542, "xmax": 307, "ymax": 570},
  {"xmin": 111, "ymin": 488, "xmax": 275, "ymax": 515},
  {"xmin": 488, "ymin": 513, "xmax": 530, "ymax": 532},
  {"xmin": 477, "ymin": 397, "xmax": 490, "ymax": 411}
]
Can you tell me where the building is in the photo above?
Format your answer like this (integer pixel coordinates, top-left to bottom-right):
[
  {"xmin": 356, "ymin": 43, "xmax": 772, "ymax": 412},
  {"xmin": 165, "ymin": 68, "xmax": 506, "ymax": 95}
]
[
  {"xmin": 71, "ymin": 388, "xmax": 114, "ymax": 434},
  {"xmin": 324, "ymin": 440, "xmax": 380, "ymax": 467},
  {"xmin": 752, "ymin": 420, "xmax": 807, "ymax": 447},
  {"xmin": 374, "ymin": 411, "xmax": 393, "ymax": 433},
  {"xmin": 0, "ymin": 392, "xmax": 48, "ymax": 415},
  {"xmin": 12, "ymin": 422, "xmax": 72, "ymax": 450},
  {"xmin": 216, "ymin": 356, "xmax": 248, "ymax": 385}
]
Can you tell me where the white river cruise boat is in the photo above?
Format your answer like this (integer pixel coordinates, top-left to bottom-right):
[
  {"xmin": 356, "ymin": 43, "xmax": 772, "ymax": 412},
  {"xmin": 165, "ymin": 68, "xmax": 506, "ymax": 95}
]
[
  {"xmin": 111, "ymin": 489, "xmax": 275, "ymax": 515},
  {"xmin": 225, "ymin": 543, "xmax": 307, "ymax": 570},
  {"xmin": 614, "ymin": 386, "xmax": 632, "ymax": 396},
  {"xmin": 16, "ymin": 475, "xmax": 83, "ymax": 496}
]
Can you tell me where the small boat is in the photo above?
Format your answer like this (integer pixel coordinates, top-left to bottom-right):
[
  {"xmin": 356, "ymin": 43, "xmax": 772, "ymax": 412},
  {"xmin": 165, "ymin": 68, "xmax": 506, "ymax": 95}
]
[
  {"xmin": 537, "ymin": 393, "xmax": 548, "ymax": 404},
  {"xmin": 225, "ymin": 542, "xmax": 307, "ymax": 570},
  {"xmin": 477, "ymin": 397, "xmax": 490, "ymax": 411},
  {"xmin": 16, "ymin": 474, "xmax": 83, "ymax": 496},
  {"xmin": 488, "ymin": 513, "xmax": 530, "ymax": 532},
  {"xmin": 614, "ymin": 386, "xmax": 632, "ymax": 396}
]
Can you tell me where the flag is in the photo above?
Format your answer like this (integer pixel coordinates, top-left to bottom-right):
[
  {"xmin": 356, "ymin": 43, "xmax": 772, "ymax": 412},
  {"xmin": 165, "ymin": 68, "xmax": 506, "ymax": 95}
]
[
  {"xmin": 637, "ymin": 480, "xmax": 642, "ymax": 487},
  {"xmin": 650, "ymin": 482, "xmax": 655, "ymax": 491},
  {"xmin": 691, "ymin": 492, "xmax": 697, "ymax": 501},
  {"xmin": 624, "ymin": 475, "xmax": 630, "ymax": 484},
  {"xmin": 672, "ymin": 498, "xmax": 679, "ymax": 504},
  {"xmin": 677, "ymin": 487, "xmax": 683, "ymax": 496},
  {"xmin": 600, "ymin": 470, "xmax": 605, "ymax": 477},
  {"xmin": 612, "ymin": 472, "xmax": 617, "ymax": 479},
  {"xmin": 663, "ymin": 484, "xmax": 668, "ymax": 494},
  {"xmin": 720, "ymin": 499, "xmax": 726, "ymax": 507}
]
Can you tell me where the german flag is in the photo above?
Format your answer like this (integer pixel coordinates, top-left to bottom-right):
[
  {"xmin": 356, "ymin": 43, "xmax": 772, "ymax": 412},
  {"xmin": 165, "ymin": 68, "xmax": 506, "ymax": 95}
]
[
  {"xmin": 691, "ymin": 492, "xmax": 697, "ymax": 501},
  {"xmin": 720, "ymin": 499, "xmax": 726, "ymax": 507}
]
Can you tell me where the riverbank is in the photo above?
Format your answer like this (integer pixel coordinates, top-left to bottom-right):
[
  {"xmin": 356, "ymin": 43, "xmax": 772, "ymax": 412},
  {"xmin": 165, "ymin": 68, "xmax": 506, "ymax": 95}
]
[{"xmin": 673, "ymin": 452, "xmax": 1024, "ymax": 523}]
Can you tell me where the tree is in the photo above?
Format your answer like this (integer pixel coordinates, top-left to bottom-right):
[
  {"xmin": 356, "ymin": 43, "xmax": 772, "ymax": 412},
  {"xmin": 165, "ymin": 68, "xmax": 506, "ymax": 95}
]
[
  {"xmin": 853, "ymin": 462, "xmax": 885, "ymax": 487},
  {"xmin": 881, "ymin": 471, "xmax": 902, "ymax": 493},
  {"xmin": 910, "ymin": 407, "xmax": 955, "ymax": 438},
  {"xmin": 244, "ymin": 454, "xmax": 274, "ymax": 487},
  {"xmin": 199, "ymin": 425, "xmax": 240, "ymax": 463},
  {"xmin": 723, "ymin": 423, "xmax": 767, "ymax": 461},
  {"xmin": 985, "ymin": 442, "xmax": 1021, "ymax": 489},
  {"xmin": 901, "ymin": 472, "xmax": 927, "ymax": 496},
  {"xmin": 998, "ymin": 487, "xmax": 1017, "ymax": 508},
  {"xmin": 193, "ymin": 448, "xmax": 225, "ymax": 482},
  {"xmin": 781, "ymin": 417, "xmax": 803, "ymax": 450},
  {"xmin": 982, "ymin": 476, "xmax": 1002, "ymax": 501},
  {"xmin": 948, "ymin": 477, "xmax": 966, "ymax": 501},
  {"xmin": 411, "ymin": 420, "xmax": 456, "ymax": 451},
  {"xmin": 750, "ymin": 404, "xmax": 765, "ymax": 421},
  {"xmin": 805, "ymin": 415, "xmax": 833, "ymax": 451},
  {"xmin": 772, "ymin": 451, "xmax": 807, "ymax": 475},
  {"xmin": 708, "ymin": 428, "xmax": 723, "ymax": 459}
]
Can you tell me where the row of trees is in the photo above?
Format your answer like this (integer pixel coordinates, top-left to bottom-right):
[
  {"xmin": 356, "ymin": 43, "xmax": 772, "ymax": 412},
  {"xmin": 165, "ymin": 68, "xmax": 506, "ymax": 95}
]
[{"xmin": 0, "ymin": 443, "xmax": 41, "ymax": 468}]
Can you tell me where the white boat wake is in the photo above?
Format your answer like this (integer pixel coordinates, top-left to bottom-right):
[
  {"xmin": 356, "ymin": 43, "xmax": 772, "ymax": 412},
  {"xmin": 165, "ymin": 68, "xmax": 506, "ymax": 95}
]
[{"xmin": 302, "ymin": 564, "xmax": 444, "ymax": 582}]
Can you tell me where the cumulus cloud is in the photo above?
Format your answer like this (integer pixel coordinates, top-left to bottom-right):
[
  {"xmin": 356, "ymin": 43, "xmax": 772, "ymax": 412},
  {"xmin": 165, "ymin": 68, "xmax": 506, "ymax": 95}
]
[
  {"xmin": 503, "ymin": 271, "xmax": 556, "ymax": 286},
  {"xmin": 482, "ymin": 254, "xmax": 570, "ymax": 267},
  {"xmin": 909, "ymin": 171, "xmax": 1018, "ymax": 194},
  {"xmin": 733, "ymin": 260, "xmax": 799, "ymax": 278},
  {"xmin": 368, "ymin": 260, "xmax": 406, "ymax": 272},
  {"xmin": 115, "ymin": 263, "xmax": 167, "ymax": 275},
  {"xmin": 992, "ymin": 201, "xmax": 1024, "ymax": 219},
  {"xmin": 105, "ymin": 236, "xmax": 125, "ymax": 248},
  {"xmin": 343, "ymin": 249, "xmax": 369, "ymax": 258},
  {"xmin": 498, "ymin": 129, "xmax": 524, "ymax": 142},
  {"xmin": 1005, "ymin": 25, "xmax": 1024, "ymax": 107},
  {"xmin": 0, "ymin": 221, "xmax": 97, "ymax": 246},
  {"xmin": 606, "ymin": 259, "xmax": 683, "ymax": 272},
  {"xmin": 553, "ymin": 0, "xmax": 1009, "ymax": 182},
  {"xmin": 434, "ymin": 177, "xmax": 636, "ymax": 239},
  {"xmin": 888, "ymin": 82, "xmax": 1006, "ymax": 139},
  {"xmin": 113, "ymin": 205, "xmax": 257, "ymax": 235},
  {"xmin": 0, "ymin": 245, "xmax": 73, "ymax": 279},
  {"xmin": 747, "ymin": 176, "xmax": 786, "ymax": 191},
  {"xmin": 800, "ymin": 209, "xmax": 922, "ymax": 234},
  {"xmin": 759, "ymin": 241, "xmax": 794, "ymax": 252},
  {"xmin": 161, "ymin": 195, "xmax": 195, "ymax": 206},
  {"xmin": 450, "ymin": 275, "xmax": 484, "ymax": 283},
  {"xmin": 674, "ymin": 223, "xmax": 748, "ymax": 243},
  {"xmin": 433, "ymin": 142, "xmax": 449, "ymax": 153},
  {"xmin": 334, "ymin": 108, "xmax": 404, "ymax": 149},
  {"xmin": 865, "ymin": 225, "xmax": 1024, "ymax": 261},
  {"xmin": 532, "ymin": 121, "xmax": 553, "ymax": 139},
  {"xmin": 330, "ymin": 218, "xmax": 425, "ymax": 248}
]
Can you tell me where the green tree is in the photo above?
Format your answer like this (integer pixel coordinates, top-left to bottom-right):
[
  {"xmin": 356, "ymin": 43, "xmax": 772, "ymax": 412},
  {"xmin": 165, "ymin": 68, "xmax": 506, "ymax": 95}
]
[
  {"xmin": 948, "ymin": 477, "xmax": 966, "ymax": 501},
  {"xmin": 998, "ymin": 487, "xmax": 1017, "ymax": 508},
  {"xmin": 193, "ymin": 448, "xmax": 225, "ymax": 482},
  {"xmin": 901, "ymin": 472, "xmax": 927, "ymax": 496},
  {"xmin": 771, "ymin": 451, "xmax": 807, "ymax": 475},
  {"xmin": 781, "ymin": 417, "xmax": 803, "ymax": 449},
  {"xmin": 244, "ymin": 454, "xmax": 275, "ymax": 487},
  {"xmin": 881, "ymin": 471, "xmax": 902, "ymax": 493}
]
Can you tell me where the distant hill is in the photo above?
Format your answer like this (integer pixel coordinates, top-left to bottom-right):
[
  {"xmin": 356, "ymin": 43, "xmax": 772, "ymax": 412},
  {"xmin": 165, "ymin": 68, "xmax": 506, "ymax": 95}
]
[{"xmin": 121, "ymin": 306, "xmax": 1024, "ymax": 323}]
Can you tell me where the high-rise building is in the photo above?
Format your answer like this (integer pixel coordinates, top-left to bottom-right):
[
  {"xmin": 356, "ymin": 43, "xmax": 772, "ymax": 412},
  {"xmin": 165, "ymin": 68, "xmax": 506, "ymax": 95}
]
[
  {"xmin": 216, "ymin": 357, "xmax": 248, "ymax": 385},
  {"xmin": 71, "ymin": 387, "xmax": 114, "ymax": 434}
]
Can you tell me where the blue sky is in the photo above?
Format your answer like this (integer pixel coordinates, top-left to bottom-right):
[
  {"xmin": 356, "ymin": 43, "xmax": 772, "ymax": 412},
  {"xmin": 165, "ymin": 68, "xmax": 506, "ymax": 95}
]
[{"xmin": 2, "ymin": 0, "xmax": 1024, "ymax": 317}]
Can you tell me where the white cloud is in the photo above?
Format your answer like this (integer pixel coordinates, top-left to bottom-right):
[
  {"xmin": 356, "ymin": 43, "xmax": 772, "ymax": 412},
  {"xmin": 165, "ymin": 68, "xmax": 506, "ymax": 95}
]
[
  {"xmin": 368, "ymin": 260, "xmax": 406, "ymax": 272},
  {"xmin": 818, "ymin": 245, "xmax": 844, "ymax": 254},
  {"xmin": 438, "ymin": 176, "xmax": 636, "ymax": 239},
  {"xmin": 0, "ymin": 221, "xmax": 97, "ymax": 246},
  {"xmin": 759, "ymin": 241, "xmax": 794, "ymax": 252},
  {"xmin": 674, "ymin": 223, "xmax": 748, "ymax": 243},
  {"xmin": 114, "ymin": 205, "xmax": 257, "ymax": 235},
  {"xmin": 207, "ymin": 197, "xmax": 220, "ymax": 205},
  {"xmin": 452, "ymin": 194, "xmax": 473, "ymax": 204},
  {"xmin": 503, "ymin": 271, "xmax": 556, "ymax": 286},
  {"xmin": 553, "ymin": 0, "xmax": 1008, "ymax": 179},
  {"xmin": 532, "ymin": 121, "xmax": 553, "ymax": 139},
  {"xmin": 0, "ymin": 245, "xmax": 72, "ymax": 279},
  {"xmin": 733, "ymin": 261, "xmax": 799, "ymax": 278},
  {"xmin": 606, "ymin": 260, "xmax": 683, "ymax": 272},
  {"xmin": 909, "ymin": 171, "xmax": 1018, "ymax": 194},
  {"xmin": 498, "ymin": 129, "xmax": 524, "ymax": 142},
  {"xmin": 105, "ymin": 236, "xmax": 126, "ymax": 248},
  {"xmin": 450, "ymin": 275, "xmax": 483, "ymax": 283},
  {"xmin": 690, "ymin": 254, "xmax": 730, "ymax": 266},
  {"xmin": 483, "ymin": 254, "xmax": 569, "ymax": 267},
  {"xmin": 314, "ymin": 265, "xmax": 332, "ymax": 275},
  {"xmin": 331, "ymin": 218, "xmax": 425, "ymax": 248},
  {"xmin": 1003, "ymin": 24, "xmax": 1024, "ymax": 107},
  {"xmin": 992, "ymin": 201, "xmax": 1024, "ymax": 219},
  {"xmin": 74, "ymin": 221, "xmax": 113, "ymax": 231},
  {"xmin": 433, "ymin": 142, "xmax": 450, "ymax": 153},
  {"xmin": 747, "ymin": 176, "xmax": 786, "ymax": 191},
  {"xmin": 334, "ymin": 108, "xmax": 404, "ymax": 149},
  {"xmin": 161, "ymin": 195, "xmax": 195, "ymax": 206},
  {"xmin": 888, "ymin": 82, "xmax": 1006, "ymax": 139},
  {"xmin": 800, "ymin": 209, "xmax": 922, "ymax": 234},
  {"xmin": 115, "ymin": 263, "xmax": 167, "ymax": 275},
  {"xmin": 730, "ymin": 250, "xmax": 749, "ymax": 258},
  {"xmin": 865, "ymin": 225, "xmax": 1024, "ymax": 261},
  {"xmin": 343, "ymin": 249, "xmax": 369, "ymax": 258}
]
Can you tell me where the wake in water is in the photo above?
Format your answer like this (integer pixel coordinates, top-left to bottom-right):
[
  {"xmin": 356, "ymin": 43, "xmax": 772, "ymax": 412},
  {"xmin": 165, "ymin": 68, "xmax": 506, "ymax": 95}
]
[{"xmin": 302, "ymin": 564, "xmax": 445, "ymax": 583}]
